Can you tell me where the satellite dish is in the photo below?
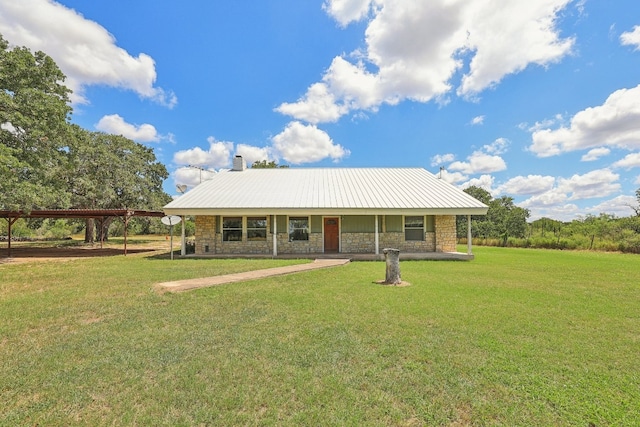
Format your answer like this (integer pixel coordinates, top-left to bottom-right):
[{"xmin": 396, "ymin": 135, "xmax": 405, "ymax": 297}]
[
  {"xmin": 161, "ymin": 215, "xmax": 182, "ymax": 226},
  {"xmin": 176, "ymin": 184, "xmax": 187, "ymax": 193}
]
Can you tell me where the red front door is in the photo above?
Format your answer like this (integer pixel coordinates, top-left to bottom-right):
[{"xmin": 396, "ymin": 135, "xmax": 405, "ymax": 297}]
[{"xmin": 324, "ymin": 217, "xmax": 339, "ymax": 253}]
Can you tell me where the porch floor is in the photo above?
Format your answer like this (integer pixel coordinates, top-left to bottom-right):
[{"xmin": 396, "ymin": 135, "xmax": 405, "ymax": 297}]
[{"xmin": 182, "ymin": 251, "xmax": 474, "ymax": 261}]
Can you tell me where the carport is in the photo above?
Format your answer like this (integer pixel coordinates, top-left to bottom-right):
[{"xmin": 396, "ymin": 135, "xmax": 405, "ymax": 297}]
[{"xmin": 0, "ymin": 209, "xmax": 164, "ymax": 258}]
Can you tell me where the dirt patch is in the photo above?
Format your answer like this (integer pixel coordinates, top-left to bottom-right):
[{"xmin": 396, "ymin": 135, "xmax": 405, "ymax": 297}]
[{"xmin": 0, "ymin": 241, "xmax": 173, "ymax": 265}]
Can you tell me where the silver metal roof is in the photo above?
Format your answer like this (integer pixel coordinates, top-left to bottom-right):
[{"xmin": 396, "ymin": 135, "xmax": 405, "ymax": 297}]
[{"xmin": 164, "ymin": 168, "xmax": 488, "ymax": 215}]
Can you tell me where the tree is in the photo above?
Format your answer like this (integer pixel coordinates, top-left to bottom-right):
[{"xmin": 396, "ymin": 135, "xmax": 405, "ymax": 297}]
[
  {"xmin": 631, "ymin": 188, "xmax": 640, "ymax": 216},
  {"xmin": 0, "ymin": 34, "xmax": 72, "ymax": 212},
  {"xmin": 66, "ymin": 126, "xmax": 171, "ymax": 242},
  {"xmin": 457, "ymin": 186, "xmax": 530, "ymax": 245},
  {"xmin": 251, "ymin": 159, "xmax": 289, "ymax": 168}
]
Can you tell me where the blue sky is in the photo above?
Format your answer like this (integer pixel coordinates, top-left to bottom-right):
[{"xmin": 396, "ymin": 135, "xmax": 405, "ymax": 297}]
[{"xmin": 1, "ymin": 0, "xmax": 640, "ymax": 220}]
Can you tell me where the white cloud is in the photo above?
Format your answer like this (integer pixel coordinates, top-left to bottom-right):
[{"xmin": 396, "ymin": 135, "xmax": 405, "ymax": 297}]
[
  {"xmin": 271, "ymin": 121, "xmax": 350, "ymax": 164},
  {"xmin": 95, "ymin": 114, "xmax": 160, "ymax": 142},
  {"xmin": 430, "ymin": 153, "xmax": 455, "ymax": 166},
  {"xmin": 275, "ymin": 82, "xmax": 349, "ymax": 124},
  {"xmin": 482, "ymin": 137, "xmax": 510, "ymax": 155},
  {"xmin": 558, "ymin": 168, "xmax": 620, "ymax": 200},
  {"xmin": 470, "ymin": 115, "xmax": 485, "ymax": 125},
  {"xmin": 449, "ymin": 152, "xmax": 507, "ymax": 175},
  {"xmin": 585, "ymin": 195, "xmax": 639, "ymax": 217},
  {"xmin": 620, "ymin": 25, "xmax": 640, "ymax": 50},
  {"xmin": 173, "ymin": 166, "xmax": 216, "ymax": 188},
  {"xmin": 235, "ymin": 144, "xmax": 273, "ymax": 165},
  {"xmin": 459, "ymin": 174, "xmax": 496, "ymax": 194},
  {"xmin": 581, "ymin": 147, "xmax": 610, "ymax": 162},
  {"xmin": 497, "ymin": 175, "xmax": 556, "ymax": 196},
  {"xmin": 173, "ymin": 138, "xmax": 234, "ymax": 169},
  {"xmin": 322, "ymin": 0, "xmax": 375, "ymax": 27},
  {"xmin": 0, "ymin": 0, "xmax": 176, "ymax": 107},
  {"xmin": 529, "ymin": 84, "xmax": 640, "ymax": 157},
  {"xmin": 440, "ymin": 170, "xmax": 467, "ymax": 184},
  {"xmin": 519, "ymin": 169, "xmax": 622, "ymax": 220},
  {"xmin": 279, "ymin": 0, "xmax": 574, "ymax": 123},
  {"xmin": 612, "ymin": 152, "xmax": 640, "ymax": 169}
]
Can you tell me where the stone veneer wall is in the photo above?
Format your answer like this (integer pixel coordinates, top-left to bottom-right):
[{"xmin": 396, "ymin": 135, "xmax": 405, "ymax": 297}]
[
  {"xmin": 194, "ymin": 214, "xmax": 458, "ymax": 255},
  {"xmin": 435, "ymin": 215, "xmax": 457, "ymax": 252},
  {"xmin": 341, "ymin": 232, "xmax": 376, "ymax": 253},
  {"xmin": 195, "ymin": 215, "xmax": 216, "ymax": 255},
  {"xmin": 276, "ymin": 232, "xmax": 322, "ymax": 254}
]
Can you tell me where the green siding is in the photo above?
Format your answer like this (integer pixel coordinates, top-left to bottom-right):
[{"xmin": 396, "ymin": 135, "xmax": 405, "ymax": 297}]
[
  {"xmin": 342, "ymin": 215, "xmax": 375, "ymax": 233},
  {"xmin": 386, "ymin": 215, "xmax": 403, "ymax": 232},
  {"xmin": 426, "ymin": 215, "xmax": 435, "ymax": 232},
  {"xmin": 276, "ymin": 215, "xmax": 287, "ymax": 233},
  {"xmin": 311, "ymin": 216, "xmax": 323, "ymax": 233}
]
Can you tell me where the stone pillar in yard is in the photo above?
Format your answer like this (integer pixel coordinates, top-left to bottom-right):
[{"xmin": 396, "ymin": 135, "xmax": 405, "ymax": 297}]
[{"xmin": 383, "ymin": 248, "xmax": 401, "ymax": 285}]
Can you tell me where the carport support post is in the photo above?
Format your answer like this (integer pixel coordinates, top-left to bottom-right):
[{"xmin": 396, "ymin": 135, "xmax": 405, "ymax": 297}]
[
  {"xmin": 467, "ymin": 214, "xmax": 472, "ymax": 255},
  {"xmin": 6, "ymin": 216, "xmax": 19, "ymax": 258}
]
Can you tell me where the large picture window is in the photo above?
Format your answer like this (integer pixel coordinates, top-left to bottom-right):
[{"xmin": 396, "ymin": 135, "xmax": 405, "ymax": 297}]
[
  {"xmin": 289, "ymin": 217, "xmax": 309, "ymax": 241},
  {"xmin": 222, "ymin": 217, "xmax": 242, "ymax": 241},
  {"xmin": 247, "ymin": 217, "xmax": 267, "ymax": 241},
  {"xmin": 404, "ymin": 216, "xmax": 424, "ymax": 241}
]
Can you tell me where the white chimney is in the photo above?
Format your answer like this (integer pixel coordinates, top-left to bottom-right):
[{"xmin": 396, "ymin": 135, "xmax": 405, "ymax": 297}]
[{"xmin": 232, "ymin": 155, "xmax": 246, "ymax": 171}]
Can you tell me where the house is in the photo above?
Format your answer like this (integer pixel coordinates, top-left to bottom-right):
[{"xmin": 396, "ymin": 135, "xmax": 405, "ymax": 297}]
[{"xmin": 163, "ymin": 156, "xmax": 488, "ymax": 259}]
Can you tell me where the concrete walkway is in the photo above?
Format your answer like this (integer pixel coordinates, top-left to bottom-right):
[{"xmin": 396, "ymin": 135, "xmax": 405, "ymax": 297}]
[{"xmin": 155, "ymin": 258, "xmax": 351, "ymax": 293}]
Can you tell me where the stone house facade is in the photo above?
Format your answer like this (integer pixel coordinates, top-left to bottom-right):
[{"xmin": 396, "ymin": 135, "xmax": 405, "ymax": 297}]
[{"xmin": 165, "ymin": 156, "xmax": 488, "ymax": 258}]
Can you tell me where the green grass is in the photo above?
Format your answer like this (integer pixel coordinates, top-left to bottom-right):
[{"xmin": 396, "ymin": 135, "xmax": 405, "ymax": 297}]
[{"xmin": 1, "ymin": 247, "xmax": 639, "ymax": 426}]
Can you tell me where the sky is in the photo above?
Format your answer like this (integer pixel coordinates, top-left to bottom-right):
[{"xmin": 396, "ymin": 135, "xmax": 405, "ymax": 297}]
[{"xmin": 1, "ymin": 0, "xmax": 640, "ymax": 221}]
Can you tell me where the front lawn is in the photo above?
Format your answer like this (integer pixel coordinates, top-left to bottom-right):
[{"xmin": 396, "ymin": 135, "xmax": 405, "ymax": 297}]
[{"xmin": 1, "ymin": 247, "xmax": 638, "ymax": 425}]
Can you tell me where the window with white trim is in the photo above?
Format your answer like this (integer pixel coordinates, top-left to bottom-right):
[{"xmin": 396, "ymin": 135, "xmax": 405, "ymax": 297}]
[
  {"xmin": 289, "ymin": 217, "xmax": 309, "ymax": 241},
  {"xmin": 222, "ymin": 217, "xmax": 242, "ymax": 241},
  {"xmin": 404, "ymin": 216, "xmax": 424, "ymax": 241}
]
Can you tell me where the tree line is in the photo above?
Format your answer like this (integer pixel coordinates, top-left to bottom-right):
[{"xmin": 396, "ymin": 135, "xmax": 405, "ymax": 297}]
[
  {"xmin": 458, "ymin": 186, "xmax": 640, "ymax": 253},
  {"xmin": 1, "ymin": 34, "xmax": 170, "ymax": 242}
]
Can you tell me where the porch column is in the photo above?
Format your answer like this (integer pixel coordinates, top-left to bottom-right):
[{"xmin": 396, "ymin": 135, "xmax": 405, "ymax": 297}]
[
  {"xmin": 181, "ymin": 216, "xmax": 186, "ymax": 256},
  {"xmin": 374, "ymin": 214, "xmax": 379, "ymax": 255},
  {"xmin": 467, "ymin": 214, "xmax": 472, "ymax": 255},
  {"xmin": 272, "ymin": 215, "xmax": 278, "ymax": 257}
]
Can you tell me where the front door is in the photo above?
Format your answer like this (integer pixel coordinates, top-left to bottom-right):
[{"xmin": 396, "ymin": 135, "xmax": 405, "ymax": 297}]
[{"xmin": 324, "ymin": 217, "xmax": 339, "ymax": 253}]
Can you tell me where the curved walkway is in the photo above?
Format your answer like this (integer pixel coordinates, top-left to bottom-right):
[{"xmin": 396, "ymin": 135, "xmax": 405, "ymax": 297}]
[{"xmin": 155, "ymin": 258, "xmax": 350, "ymax": 293}]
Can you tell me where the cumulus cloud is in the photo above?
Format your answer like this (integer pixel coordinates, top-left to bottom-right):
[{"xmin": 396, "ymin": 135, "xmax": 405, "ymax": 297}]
[
  {"xmin": 271, "ymin": 121, "xmax": 350, "ymax": 164},
  {"xmin": 0, "ymin": 0, "xmax": 176, "ymax": 106},
  {"xmin": 529, "ymin": 84, "xmax": 640, "ymax": 157},
  {"xmin": 95, "ymin": 114, "xmax": 160, "ymax": 142},
  {"xmin": 517, "ymin": 169, "xmax": 621, "ymax": 220},
  {"xmin": 173, "ymin": 166, "xmax": 216, "ymax": 188},
  {"xmin": 581, "ymin": 147, "xmax": 611, "ymax": 162},
  {"xmin": 278, "ymin": 0, "xmax": 574, "ymax": 123},
  {"xmin": 559, "ymin": 169, "xmax": 620, "ymax": 200},
  {"xmin": 447, "ymin": 138, "xmax": 509, "ymax": 174},
  {"xmin": 440, "ymin": 170, "xmax": 468, "ymax": 185},
  {"xmin": 322, "ymin": 0, "xmax": 374, "ymax": 27},
  {"xmin": 173, "ymin": 138, "xmax": 234, "ymax": 169},
  {"xmin": 235, "ymin": 144, "xmax": 273, "ymax": 165},
  {"xmin": 585, "ymin": 195, "xmax": 639, "ymax": 217},
  {"xmin": 430, "ymin": 153, "xmax": 455, "ymax": 166},
  {"xmin": 620, "ymin": 25, "xmax": 640, "ymax": 50},
  {"xmin": 459, "ymin": 174, "xmax": 496, "ymax": 194},
  {"xmin": 612, "ymin": 152, "xmax": 640, "ymax": 169},
  {"xmin": 497, "ymin": 175, "xmax": 556, "ymax": 195}
]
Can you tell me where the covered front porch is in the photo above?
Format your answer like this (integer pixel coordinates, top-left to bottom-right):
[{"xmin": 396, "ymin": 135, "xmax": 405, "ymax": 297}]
[{"xmin": 177, "ymin": 250, "xmax": 475, "ymax": 261}]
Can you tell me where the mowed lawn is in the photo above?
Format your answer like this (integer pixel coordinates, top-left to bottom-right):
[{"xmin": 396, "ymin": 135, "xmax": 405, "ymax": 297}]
[{"xmin": 1, "ymin": 247, "xmax": 639, "ymax": 426}]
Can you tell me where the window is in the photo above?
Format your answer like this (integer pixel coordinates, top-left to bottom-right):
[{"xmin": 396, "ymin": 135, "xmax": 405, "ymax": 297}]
[
  {"xmin": 247, "ymin": 217, "xmax": 267, "ymax": 240},
  {"xmin": 405, "ymin": 216, "xmax": 424, "ymax": 241},
  {"xmin": 289, "ymin": 217, "xmax": 309, "ymax": 241},
  {"xmin": 222, "ymin": 217, "xmax": 242, "ymax": 241}
]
